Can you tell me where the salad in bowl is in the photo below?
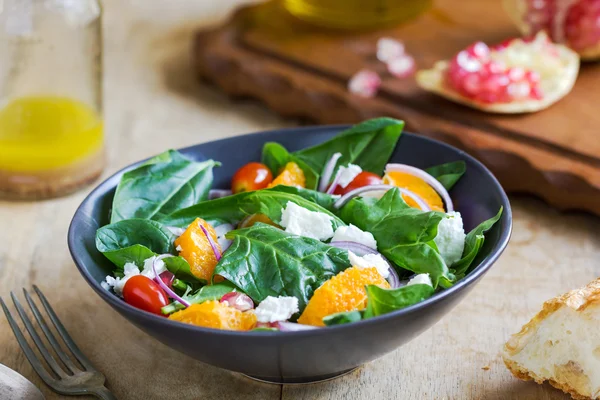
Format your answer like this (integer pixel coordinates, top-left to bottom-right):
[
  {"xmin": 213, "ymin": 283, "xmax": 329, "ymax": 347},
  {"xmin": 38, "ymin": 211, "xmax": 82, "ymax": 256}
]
[{"xmin": 96, "ymin": 118, "xmax": 502, "ymax": 332}]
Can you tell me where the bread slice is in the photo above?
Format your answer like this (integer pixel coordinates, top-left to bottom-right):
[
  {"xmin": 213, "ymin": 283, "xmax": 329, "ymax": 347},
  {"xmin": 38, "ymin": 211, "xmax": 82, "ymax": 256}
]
[{"xmin": 502, "ymin": 278, "xmax": 600, "ymax": 400}]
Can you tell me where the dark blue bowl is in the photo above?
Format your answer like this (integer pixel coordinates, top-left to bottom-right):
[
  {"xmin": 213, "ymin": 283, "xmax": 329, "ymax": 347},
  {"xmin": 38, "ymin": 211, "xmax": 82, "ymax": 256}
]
[{"xmin": 68, "ymin": 126, "xmax": 512, "ymax": 384}]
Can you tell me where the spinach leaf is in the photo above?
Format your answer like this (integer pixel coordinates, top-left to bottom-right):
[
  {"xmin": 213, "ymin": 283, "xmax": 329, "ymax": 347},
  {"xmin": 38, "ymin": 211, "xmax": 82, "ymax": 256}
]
[
  {"xmin": 158, "ymin": 189, "xmax": 345, "ymax": 230},
  {"xmin": 239, "ymin": 189, "xmax": 345, "ymax": 230},
  {"xmin": 262, "ymin": 142, "xmax": 290, "ymax": 176},
  {"xmin": 453, "ymin": 207, "xmax": 503, "ymax": 278},
  {"xmin": 163, "ymin": 256, "xmax": 205, "ymax": 286},
  {"xmin": 268, "ymin": 185, "xmax": 338, "ymax": 212},
  {"xmin": 110, "ymin": 150, "xmax": 218, "ymax": 223},
  {"xmin": 339, "ymin": 188, "xmax": 453, "ymax": 287},
  {"xmin": 323, "ymin": 310, "xmax": 363, "ymax": 326},
  {"xmin": 214, "ymin": 223, "xmax": 350, "ymax": 312},
  {"xmin": 363, "ymin": 284, "xmax": 435, "ymax": 318},
  {"xmin": 161, "ymin": 282, "xmax": 237, "ymax": 314},
  {"xmin": 293, "ymin": 118, "xmax": 404, "ymax": 176},
  {"xmin": 96, "ymin": 219, "xmax": 176, "ymax": 270},
  {"xmin": 425, "ymin": 161, "xmax": 466, "ymax": 191}
]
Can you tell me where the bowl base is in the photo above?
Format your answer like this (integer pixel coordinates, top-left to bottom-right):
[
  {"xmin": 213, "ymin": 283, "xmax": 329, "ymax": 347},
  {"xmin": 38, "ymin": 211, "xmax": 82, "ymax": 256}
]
[{"xmin": 242, "ymin": 367, "xmax": 358, "ymax": 385}]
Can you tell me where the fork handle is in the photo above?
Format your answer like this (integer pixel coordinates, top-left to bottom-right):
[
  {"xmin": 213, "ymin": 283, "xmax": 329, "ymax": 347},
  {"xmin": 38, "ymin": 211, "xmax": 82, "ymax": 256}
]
[{"xmin": 92, "ymin": 387, "xmax": 118, "ymax": 400}]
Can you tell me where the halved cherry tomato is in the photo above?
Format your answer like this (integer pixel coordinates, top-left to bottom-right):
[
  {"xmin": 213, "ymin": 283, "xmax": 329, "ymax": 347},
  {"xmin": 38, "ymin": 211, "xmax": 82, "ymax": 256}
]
[
  {"xmin": 333, "ymin": 172, "xmax": 383, "ymax": 195},
  {"xmin": 122, "ymin": 275, "xmax": 169, "ymax": 316},
  {"xmin": 231, "ymin": 162, "xmax": 273, "ymax": 194}
]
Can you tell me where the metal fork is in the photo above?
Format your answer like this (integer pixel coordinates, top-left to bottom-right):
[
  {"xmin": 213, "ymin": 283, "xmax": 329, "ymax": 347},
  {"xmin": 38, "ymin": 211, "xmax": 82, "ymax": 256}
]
[{"xmin": 1, "ymin": 286, "xmax": 117, "ymax": 399}]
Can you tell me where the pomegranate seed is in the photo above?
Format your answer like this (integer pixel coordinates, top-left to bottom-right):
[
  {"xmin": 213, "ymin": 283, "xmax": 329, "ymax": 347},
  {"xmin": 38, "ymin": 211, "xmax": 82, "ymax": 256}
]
[
  {"xmin": 348, "ymin": 69, "xmax": 381, "ymax": 98},
  {"xmin": 220, "ymin": 292, "xmax": 254, "ymax": 311},
  {"xmin": 455, "ymin": 50, "xmax": 482, "ymax": 72},
  {"xmin": 466, "ymin": 42, "xmax": 490, "ymax": 59},
  {"xmin": 507, "ymin": 81, "xmax": 532, "ymax": 99},
  {"xmin": 508, "ymin": 67, "xmax": 526, "ymax": 81},
  {"xmin": 387, "ymin": 55, "xmax": 416, "ymax": 78},
  {"xmin": 525, "ymin": 70, "xmax": 541, "ymax": 84},
  {"xmin": 530, "ymin": 86, "xmax": 544, "ymax": 99},
  {"xmin": 376, "ymin": 37, "xmax": 405, "ymax": 62}
]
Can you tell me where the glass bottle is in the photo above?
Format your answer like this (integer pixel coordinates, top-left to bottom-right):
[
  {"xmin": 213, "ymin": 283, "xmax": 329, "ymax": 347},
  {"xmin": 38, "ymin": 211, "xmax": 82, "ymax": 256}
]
[
  {"xmin": 282, "ymin": 0, "xmax": 433, "ymax": 30},
  {"xmin": 0, "ymin": 0, "xmax": 103, "ymax": 199}
]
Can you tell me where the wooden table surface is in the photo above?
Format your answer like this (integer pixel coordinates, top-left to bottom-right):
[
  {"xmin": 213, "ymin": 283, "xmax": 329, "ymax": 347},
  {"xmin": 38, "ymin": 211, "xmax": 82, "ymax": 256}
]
[{"xmin": 1, "ymin": 1, "xmax": 599, "ymax": 399}]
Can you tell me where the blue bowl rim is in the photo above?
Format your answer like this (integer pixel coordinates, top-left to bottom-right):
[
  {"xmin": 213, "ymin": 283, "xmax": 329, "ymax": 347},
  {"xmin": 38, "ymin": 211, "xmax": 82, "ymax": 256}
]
[{"xmin": 68, "ymin": 124, "xmax": 512, "ymax": 338}]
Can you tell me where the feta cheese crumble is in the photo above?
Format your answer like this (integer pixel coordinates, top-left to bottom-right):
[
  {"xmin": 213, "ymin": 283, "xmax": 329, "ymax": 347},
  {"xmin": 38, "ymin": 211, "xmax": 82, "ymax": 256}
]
[
  {"xmin": 280, "ymin": 201, "xmax": 334, "ymax": 241},
  {"xmin": 336, "ymin": 164, "xmax": 362, "ymax": 188},
  {"xmin": 254, "ymin": 296, "xmax": 299, "ymax": 323},
  {"xmin": 331, "ymin": 224, "xmax": 377, "ymax": 250},
  {"xmin": 348, "ymin": 250, "xmax": 390, "ymax": 279},
  {"xmin": 433, "ymin": 211, "xmax": 466, "ymax": 267},
  {"xmin": 101, "ymin": 256, "xmax": 167, "ymax": 297},
  {"xmin": 407, "ymin": 273, "xmax": 433, "ymax": 287}
]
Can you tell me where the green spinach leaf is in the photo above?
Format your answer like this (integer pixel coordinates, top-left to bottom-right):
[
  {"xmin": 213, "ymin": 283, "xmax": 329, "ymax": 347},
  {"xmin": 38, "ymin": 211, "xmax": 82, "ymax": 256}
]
[
  {"xmin": 158, "ymin": 188, "xmax": 345, "ymax": 229},
  {"xmin": 163, "ymin": 256, "xmax": 205, "ymax": 286},
  {"xmin": 363, "ymin": 284, "xmax": 435, "ymax": 318},
  {"xmin": 425, "ymin": 161, "xmax": 466, "ymax": 191},
  {"xmin": 161, "ymin": 282, "xmax": 237, "ymax": 314},
  {"xmin": 268, "ymin": 185, "xmax": 338, "ymax": 211},
  {"xmin": 262, "ymin": 142, "xmax": 290, "ymax": 176},
  {"xmin": 96, "ymin": 219, "xmax": 176, "ymax": 270},
  {"xmin": 110, "ymin": 150, "xmax": 218, "ymax": 223},
  {"xmin": 214, "ymin": 223, "xmax": 350, "ymax": 312},
  {"xmin": 339, "ymin": 188, "xmax": 453, "ymax": 287},
  {"xmin": 293, "ymin": 118, "xmax": 404, "ymax": 176},
  {"xmin": 323, "ymin": 310, "xmax": 363, "ymax": 326},
  {"xmin": 453, "ymin": 207, "xmax": 503, "ymax": 278}
]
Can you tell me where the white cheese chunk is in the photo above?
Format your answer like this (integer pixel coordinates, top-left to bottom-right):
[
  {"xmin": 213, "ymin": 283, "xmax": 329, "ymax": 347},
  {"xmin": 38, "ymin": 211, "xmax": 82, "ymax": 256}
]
[
  {"xmin": 280, "ymin": 201, "xmax": 334, "ymax": 241},
  {"xmin": 332, "ymin": 224, "xmax": 377, "ymax": 250},
  {"xmin": 101, "ymin": 256, "xmax": 167, "ymax": 297},
  {"xmin": 255, "ymin": 296, "xmax": 299, "ymax": 323},
  {"xmin": 348, "ymin": 251, "xmax": 390, "ymax": 279},
  {"xmin": 336, "ymin": 164, "xmax": 362, "ymax": 188},
  {"xmin": 434, "ymin": 211, "xmax": 466, "ymax": 267},
  {"xmin": 407, "ymin": 273, "xmax": 433, "ymax": 287}
]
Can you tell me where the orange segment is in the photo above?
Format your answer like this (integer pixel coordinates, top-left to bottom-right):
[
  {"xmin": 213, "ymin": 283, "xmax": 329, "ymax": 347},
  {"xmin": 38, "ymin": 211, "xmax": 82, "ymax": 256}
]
[
  {"xmin": 267, "ymin": 162, "xmax": 306, "ymax": 188},
  {"xmin": 169, "ymin": 301, "xmax": 257, "ymax": 331},
  {"xmin": 174, "ymin": 218, "xmax": 221, "ymax": 282},
  {"xmin": 383, "ymin": 171, "xmax": 445, "ymax": 212},
  {"xmin": 298, "ymin": 266, "xmax": 390, "ymax": 327},
  {"xmin": 239, "ymin": 213, "xmax": 280, "ymax": 229}
]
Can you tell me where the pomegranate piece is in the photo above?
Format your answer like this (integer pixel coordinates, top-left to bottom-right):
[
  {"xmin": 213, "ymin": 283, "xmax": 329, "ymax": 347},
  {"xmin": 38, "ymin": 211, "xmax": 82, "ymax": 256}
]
[
  {"xmin": 376, "ymin": 37, "xmax": 405, "ymax": 62},
  {"xmin": 347, "ymin": 69, "xmax": 381, "ymax": 98},
  {"xmin": 220, "ymin": 292, "xmax": 254, "ymax": 312},
  {"xmin": 504, "ymin": 0, "xmax": 600, "ymax": 60},
  {"xmin": 416, "ymin": 32, "xmax": 579, "ymax": 113},
  {"xmin": 387, "ymin": 55, "xmax": 416, "ymax": 78}
]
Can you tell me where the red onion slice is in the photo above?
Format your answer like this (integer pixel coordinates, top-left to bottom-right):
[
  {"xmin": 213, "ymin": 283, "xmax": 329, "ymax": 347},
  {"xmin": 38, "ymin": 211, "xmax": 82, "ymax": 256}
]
[
  {"xmin": 159, "ymin": 270, "xmax": 175, "ymax": 289},
  {"xmin": 330, "ymin": 241, "xmax": 401, "ymax": 289},
  {"xmin": 385, "ymin": 164, "xmax": 454, "ymax": 212},
  {"xmin": 325, "ymin": 172, "xmax": 342, "ymax": 195},
  {"xmin": 209, "ymin": 189, "xmax": 232, "ymax": 200},
  {"xmin": 319, "ymin": 152, "xmax": 342, "ymax": 192},
  {"xmin": 275, "ymin": 322, "xmax": 319, "ymax": 331},
  {"xmin": 153, "ymin": 255, "xmax": 190, "ymax": 308},
  {"xmin": 333, "ymin": 184, "xmax": 431, "ymax": 212},
  {"xmin": 220, "ymin": 292, "xmax": 254, "ymax": 311},
  {"xmin": 199, "ymin": 223, "xmax": 221, "ymax": 262}
]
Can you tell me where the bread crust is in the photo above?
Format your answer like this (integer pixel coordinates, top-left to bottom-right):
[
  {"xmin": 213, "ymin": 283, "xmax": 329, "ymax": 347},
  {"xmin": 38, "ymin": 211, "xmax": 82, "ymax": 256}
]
[{"xmin": 503, "ymin": 278, "xmax": 600, "ymax": 400}]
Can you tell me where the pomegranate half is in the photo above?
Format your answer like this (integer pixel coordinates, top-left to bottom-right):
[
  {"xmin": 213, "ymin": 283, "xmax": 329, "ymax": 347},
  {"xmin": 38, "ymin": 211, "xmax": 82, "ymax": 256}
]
[
  {"xmin": 504, "ymin": 0, "xmax": 600, "ymax": 60},
  {"xmin": 416, "ymin": 32, "xmax": 579, "ymax": 113}
]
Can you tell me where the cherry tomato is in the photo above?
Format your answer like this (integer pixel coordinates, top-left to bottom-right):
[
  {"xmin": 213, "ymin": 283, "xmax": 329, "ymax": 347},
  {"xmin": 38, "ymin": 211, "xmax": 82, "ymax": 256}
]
[
  {"xmin": 231, "ymin": 162, "xmax": 273, "ymax": 194},
  {"xmin": 333, "ymin": 172, "xmax": 383, "ymax": 195},
  {"xmin": 122, "ymin": 275, "xmax": 169, "ymax": 316}
]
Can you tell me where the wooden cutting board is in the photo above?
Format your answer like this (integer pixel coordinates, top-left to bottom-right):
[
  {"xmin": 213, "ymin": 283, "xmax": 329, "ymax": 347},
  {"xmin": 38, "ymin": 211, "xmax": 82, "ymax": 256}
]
[{"xmin": 193, "ymin": 0, "xmax": 600, "ymax": 215}]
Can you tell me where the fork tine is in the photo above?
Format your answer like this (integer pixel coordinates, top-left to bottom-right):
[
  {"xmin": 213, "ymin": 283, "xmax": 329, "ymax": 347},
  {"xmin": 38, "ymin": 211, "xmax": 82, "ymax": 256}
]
[
  {"xmin": 1, "ymin": 296, "xmax": 58, "ymax": 387},
  {"xmin": 10, "ymin": 292, "xmax": 68, "ymax": 379},
  {"xmin": 23, "ymin": 288, "xmax": 81, "ymax": 374},
  {"xmin": 33, "ymin": 285, "xmax": 95, "ymax": 371}
]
